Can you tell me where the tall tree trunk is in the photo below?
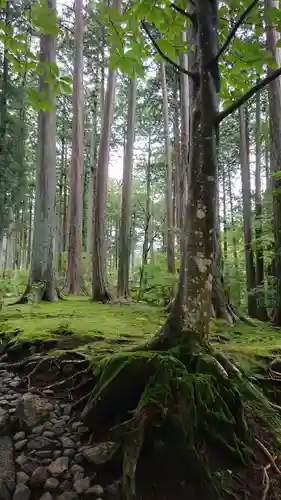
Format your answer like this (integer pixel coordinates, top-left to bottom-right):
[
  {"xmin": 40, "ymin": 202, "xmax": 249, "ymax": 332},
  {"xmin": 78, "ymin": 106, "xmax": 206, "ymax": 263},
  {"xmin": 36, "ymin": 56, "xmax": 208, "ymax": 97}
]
[
  {"xmin": 86, "ymin": 99, "xmax": 97, "ymax": 281},
  {"xmin": 66, "ymin": 0, "xmax": 84, "ymax": 295},
  {"xmin": 28, "ymin": 0, "xmax": 57, "ymax": 301},
  {"xmin": 92, "ymin": 0, "xmax": 121, "ymax": 302},
  {"xmin": 172, "ymin": 74, "xmax": 181, "ymax": 235},
  {"xmin": 160, "ymin": 62, "xmax": 175, "ymax": 274},
  {"xmin": 117, "ymin": 77, "xmax": 137, "ymax": 298},
  {"xmin": 58, "ymin": 111, "xmax": 66, "ymax": 275},
  {"xmin": 139, "ymin": 135, "xmax": 152, "ymax": 296},
  {"xmin": 222, "ymin": 165, "xmax": 228, "ymax": 271},
  {"xmin": 255, "ymin": 90, "xmax": 268, "ymax": 321},
  {"xmin": 239, "ymin": 107, "xmax": 257, "ymax": 317},
  {"xmin": 265, "ymin": 0, "xmax": 281, "ymax": 325},
  {"xmin": 179, "ymin": 30, "xmax": 189, "ymax": 231},
  {"xmin": 228, "ymin": 168, "xmax": 240, "ymax": 306},
  {"xmin": 0, "ymin": 1, "xmax": 9, "ymax": 239},
  {"xmin": 26, "ymin": 198, "xmax": 33, "ymax": 271}
]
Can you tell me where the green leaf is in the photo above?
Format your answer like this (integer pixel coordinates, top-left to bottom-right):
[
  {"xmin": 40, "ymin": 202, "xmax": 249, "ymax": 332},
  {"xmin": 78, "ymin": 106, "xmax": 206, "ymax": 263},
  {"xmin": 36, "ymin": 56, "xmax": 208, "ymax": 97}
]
[{"xmin": 156, "ymin": 38, "xmax": 177, "ymax": 61}]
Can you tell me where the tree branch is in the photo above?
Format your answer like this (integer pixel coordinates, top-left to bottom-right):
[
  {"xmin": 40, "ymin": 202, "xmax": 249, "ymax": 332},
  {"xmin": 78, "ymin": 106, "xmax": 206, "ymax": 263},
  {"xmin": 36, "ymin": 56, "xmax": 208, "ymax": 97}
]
[
  {"xmin": 170, "ymin": 2, "xmax": 196, "ymax": 25},
  {"xmin": 141, "ymin": 21, "xmax": 199, "ymax": 83},
  {"xmin": 217, "ymin": 66, "xmax": 281, "ymax": 124},
  {"xmin": 210, "ymin": 0, "xmax": 259, "ymax": 65}
]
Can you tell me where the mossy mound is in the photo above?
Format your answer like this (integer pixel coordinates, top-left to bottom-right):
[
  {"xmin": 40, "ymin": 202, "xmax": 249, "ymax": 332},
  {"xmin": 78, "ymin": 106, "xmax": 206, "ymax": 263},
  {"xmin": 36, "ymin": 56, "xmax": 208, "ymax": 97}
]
[{"xmin": 81, "ymin": 336, "xmax": 280, "ymax": 500}]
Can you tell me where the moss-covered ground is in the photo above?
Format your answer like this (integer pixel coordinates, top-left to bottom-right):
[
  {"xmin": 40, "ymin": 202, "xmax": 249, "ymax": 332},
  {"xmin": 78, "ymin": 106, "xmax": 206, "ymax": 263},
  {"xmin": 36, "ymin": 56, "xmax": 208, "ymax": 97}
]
[
  {"xmin": 1, "ymin": 299, "xmax": 281, "ymax": 499},
  {"xmin": 1, "ymin": 298, "xmax": 280, "ymax": 361},
  {"xmin": 0, "ymin": 297, "xmax": 280, "ymax": 375}
]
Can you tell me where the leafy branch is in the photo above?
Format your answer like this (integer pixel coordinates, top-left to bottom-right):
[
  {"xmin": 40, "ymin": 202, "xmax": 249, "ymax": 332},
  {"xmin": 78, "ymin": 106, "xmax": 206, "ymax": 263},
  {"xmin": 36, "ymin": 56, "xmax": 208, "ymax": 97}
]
[
  {"xmin": 210, "ymin": 0, "xmax": 259, "ymax": 65},
  {"xmin": 170, "ymin": 3, "xmax": 196, "ymax": 25},
  {"xmin": 217, "ymin": 66, "xmax": 281, "ymax": 123},
  {"xmin": 141, "ymin": 21, "xmax": 199, "ymax": 83}
]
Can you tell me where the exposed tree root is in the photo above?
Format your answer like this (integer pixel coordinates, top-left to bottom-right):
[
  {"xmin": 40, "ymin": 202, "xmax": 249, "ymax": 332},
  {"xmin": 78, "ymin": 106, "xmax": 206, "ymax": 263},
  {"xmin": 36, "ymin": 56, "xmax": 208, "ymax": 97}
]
[
  {"xmin": 255, "ymin": 439, "xmax": 281, "ymax": 476},
  {"xmin": 10, "ymin": 281, "xmax": 61, "ymax": 305},
  {"xmin": 262, "ymin": 464, "xmax": 270, "ymax": 500}
]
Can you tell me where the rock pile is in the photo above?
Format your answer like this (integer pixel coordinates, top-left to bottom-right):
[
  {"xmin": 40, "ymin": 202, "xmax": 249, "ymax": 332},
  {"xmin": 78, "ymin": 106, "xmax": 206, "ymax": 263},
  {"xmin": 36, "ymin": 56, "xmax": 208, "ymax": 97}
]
[{"xmin": 0, "ymin": 369, "xmax": 120, "ymax": 500}]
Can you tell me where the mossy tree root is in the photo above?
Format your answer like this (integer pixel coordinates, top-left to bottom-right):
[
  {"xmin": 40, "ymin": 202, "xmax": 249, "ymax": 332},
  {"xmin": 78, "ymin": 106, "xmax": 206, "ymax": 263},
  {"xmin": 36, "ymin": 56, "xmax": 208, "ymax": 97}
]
[{"xmin": 81, "ymin": 341, "xmax": 276, "ymax": 500}]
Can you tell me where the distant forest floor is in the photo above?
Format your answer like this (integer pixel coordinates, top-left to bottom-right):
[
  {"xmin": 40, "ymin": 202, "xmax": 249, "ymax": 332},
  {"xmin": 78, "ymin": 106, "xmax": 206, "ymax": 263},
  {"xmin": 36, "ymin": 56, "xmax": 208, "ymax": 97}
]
[{"xmin": 1, "ymin": 298, "xmax": 281, "ymax": 499}]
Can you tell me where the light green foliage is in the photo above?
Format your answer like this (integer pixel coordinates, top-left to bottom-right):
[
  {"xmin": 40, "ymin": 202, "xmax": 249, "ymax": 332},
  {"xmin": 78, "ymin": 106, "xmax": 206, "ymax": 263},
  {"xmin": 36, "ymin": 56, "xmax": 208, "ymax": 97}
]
[
  {"xmin": 0, "ymin": 0, "xmax": 72, "ymax": 110},
  {"xmin": 136, "ymin": 252, "xmax": 179, "ymax": 305},
  {"xmin": 100, "ymin": 0, "xmax": 281, "ymax": 107}
]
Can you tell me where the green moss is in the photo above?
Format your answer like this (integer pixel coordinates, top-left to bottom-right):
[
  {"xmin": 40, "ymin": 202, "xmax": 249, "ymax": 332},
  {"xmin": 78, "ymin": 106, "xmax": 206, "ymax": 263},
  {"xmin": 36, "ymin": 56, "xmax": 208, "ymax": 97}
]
[{"xmin": 0, "ymin": 298, "xmax": 163, "ymax": 353}]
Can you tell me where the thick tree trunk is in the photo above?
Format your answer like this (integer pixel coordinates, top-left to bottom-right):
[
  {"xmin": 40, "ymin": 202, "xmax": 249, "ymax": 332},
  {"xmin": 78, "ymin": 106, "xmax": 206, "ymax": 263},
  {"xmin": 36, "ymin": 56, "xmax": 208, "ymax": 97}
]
[
  {"xmin": 266, "ymin": 0, "xmax": 281, "ymax": 325},
  {"xmin": 28, "ymin": 0, "xmax": 57, "ymax": 301},
  {"xmin": 26, "ymin": 199, "xmax": 33, "ymax": 271},
  {"xmin": 160, "ymin": 62, "xmax": 175, "ymax": 274},
  {"xmin": 164, "ymin": 1, "xmax": 220, "ymax": 339},
  {"xmin": 117, "ymin": 77, "xmax": 137, "ymax": 298},
  {"xmin": 239, "ymin": 107, "xmax": 257, "ymax": 317},
  {"xmin": 92, "ymin": 0, "xmax": 121, "ymax": 302},
  {"xmin": 255, "ymin": 90, "xmax": 268, "ymax": 321},
  {"xmin": 66, "ymin": 0, "xmax": 84, "ymax": 295}
]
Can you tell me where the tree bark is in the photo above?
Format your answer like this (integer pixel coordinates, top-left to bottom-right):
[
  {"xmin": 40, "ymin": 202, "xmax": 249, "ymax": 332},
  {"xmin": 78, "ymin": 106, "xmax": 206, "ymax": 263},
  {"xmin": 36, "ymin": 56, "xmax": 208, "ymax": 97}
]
[
  {"xmin": 66, "ymin": 0, "xmax": 84, "ymax": 295},
  {"xmin": 228, "ymin": 167, "xmax": 240, "ymax": 306},
  {"xmin": 172, "ymin": 74, "xmax": 181, "ymax": 235},
  {"xmin": 160, "ymin": 62, "xmax": 175, "ymax": 274},
  {"xmin": 28, "ymin": 0, "xmax": 57, "ymax": 301},
  {"xmin": 239, "ymin": 107, "xmax": 257, "ymax": 317},
  {"xmin": 255, "ymin": 90, "xmax": 268, "ymax": 321},
  {"xmin": 265, "ymin": 0, "xmax": 281, "ymax": 325},
  {"xmin": 86, "ymin": 98, "xmax": 97, "ymax": 281},
  {"xmin": 92, "ymin": 0, "xmax": 121, "ymax": 302},
  {"xmin": 139, "ymin": 134, "xmax": 151, "ymax": 296},
  {"xmin": 117, "ymin": 77, "xmax": 137, "ymax": 298}
]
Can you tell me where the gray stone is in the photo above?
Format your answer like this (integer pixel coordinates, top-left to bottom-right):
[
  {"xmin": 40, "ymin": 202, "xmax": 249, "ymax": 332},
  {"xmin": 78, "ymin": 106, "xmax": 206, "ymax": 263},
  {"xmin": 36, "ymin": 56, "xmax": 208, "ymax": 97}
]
[
  {"xmin": 9, "ymin": 381, "xmax": 20, "ymax": 389},
  {"xmin": 70, "ymin": 464, "xmax": 84, "ymax": 476},
  {"xmin": 29, "ymin": 466, "xmax": 48, "ymax": 488},
  {"xmin": 34, "ymin": 450, "xmax": 52, "ymax": 459},
  {"xmin": 63, "ymin": 405, "xmax": 71, "ymax": 416},
  {"xmin": 14, "ymin": 439, "xmax": 27, "ymax": 451},
  {"xmin": 63, "ymin": 449, "xmax": 74, "ymax": 457},
  {"xmin": 47, "ymin": 457, "xmax": 69, "ymax": 476},
  {"xmin": 0, "ymin": 479, "xmax": 10, "ymax": 500},
  {"xmin": 27, "ymin": 437, "xmax": 56, "ymax": 451},
  {"xmin": 38, "ymin": 494, "xmax": 54, "ymax": 500},
  {"xmin": 87, "ymin": 485, "xmax": 104, "ymax": 497},
  {"xmin": 60, "ymin": 437, "xmax": 75, "ymax": 449},
  {"xmin": 44, "ymin": 477, "xmax": 60, "ymax": 490},
  {"xmin": 16, "ymin": 472, "xmax": 29, "ymax": 485},
  {"xmin": 59, "ymin": 481, "xmax": 72, "ymax": 492},
  {"xmin": 41, "ymin": 459, "xmax": 52, "ymax": 466},
  {"xmin": 53, "ymin": 426, "xmax": 64, "ymax": 437},
  {"xmin": 15, "ymin": 454, "xmax": 27, "ymax": 467},
  {"xmin": 73, "ymin": 477, "xmax": 90, "ymax": 494},
  {"xmin": 81, "ymin": 442, "xmax": 119, "ymax": 465},
  {"xmin": 12, "ymin": 484, "xmax": 30, "ymax": 500},
  {"xmin": 16, "ymin": 393, "xmax": 53, "ymax": 429},
  {"xmin": 21, "ymin": 461, "xmax": 36, "ymax": 477},
  {"xmin": 57, "ymin": 493, "xmax": 78, "ymax": 500},
  {"xmin": 71, "ymin": 422, "xmax": 82, "ymax": 432},
  {"xmin": 43, "ymin": 431, "xmax": 55, "ymax": 439},
  {"xmin": 0, "ymin": 436, "xmax": 15, "ymax": 492},
  {"xmin": 13, "ymin": 432, "xmax": 25, "ymax": 442},
  {"xmin": 43, "ymin": 390, "xmax": 54, "ymax": 396},
  {"xmin": 52, "ymin": 451, "xmax": 61, "ymax": 460},
  {"xmin": 32, "ymin": 425, "xmax": 45, "ymax": 436}
]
